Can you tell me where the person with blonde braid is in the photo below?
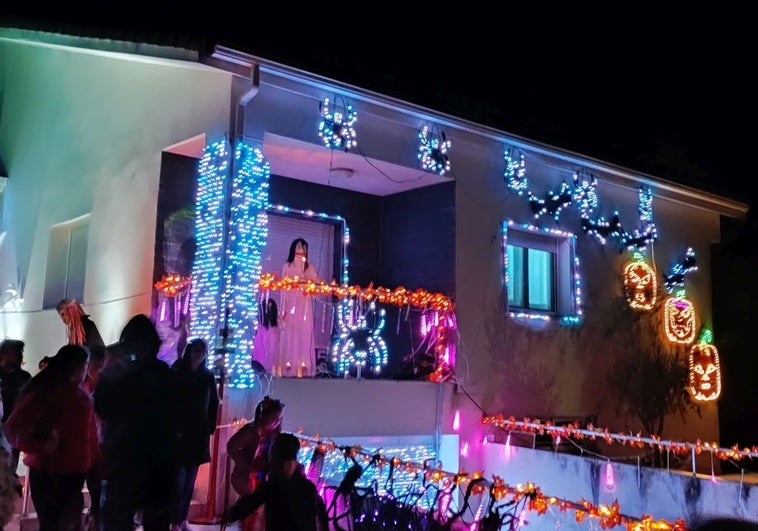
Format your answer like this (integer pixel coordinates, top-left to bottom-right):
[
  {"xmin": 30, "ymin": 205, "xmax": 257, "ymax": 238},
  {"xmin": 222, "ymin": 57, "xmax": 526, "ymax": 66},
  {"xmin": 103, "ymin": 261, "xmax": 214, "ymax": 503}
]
[{"xmin": 56, "ymin": 298, "xmax": 106, "ymax": 529}]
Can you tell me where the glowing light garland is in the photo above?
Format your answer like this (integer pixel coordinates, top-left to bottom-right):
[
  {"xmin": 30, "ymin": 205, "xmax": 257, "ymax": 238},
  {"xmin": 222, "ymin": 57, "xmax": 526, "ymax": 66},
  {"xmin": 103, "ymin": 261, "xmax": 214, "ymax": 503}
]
[
  {"xmin": 188, "ymin": 138, "xmax": 271, "ymax": 388},
  {"xmin": 258, "ymin": 273, "xmax": 454, "ymax": 313},
  {"xmin": 292, "ymin": 432, "xmax": 687, "ymax": 531},
  {"xmin": 154, "ymin": 274, "xmax": 192, "ymax": 326},
  {"xmin": 154, "ymin": 273, "xmax": 191, "ymax": 297},
  {"xmin": 220, "ymin": 142, "xmax": 271, "ymax": 388},
  {"xmin": 418, "ymin": 124, "xmax": 451, "ymax": 176},
  {"xmin": 257, "ymin": 273, "xmax": 456, "ymax": 378},
  {"xmin": 318, "ymin": 96, "xmax": 358, "ymax": 152},
  {"xmin": 189, "ymin": 139, "xmax": 229, "ymax": 351},
  {"xmin": 502, "ymin": 220, "xmax": 583, "ymax": 326},
  {"xmin": 482, "ymin": 414, "xmax": 758, "ymax": 462}
]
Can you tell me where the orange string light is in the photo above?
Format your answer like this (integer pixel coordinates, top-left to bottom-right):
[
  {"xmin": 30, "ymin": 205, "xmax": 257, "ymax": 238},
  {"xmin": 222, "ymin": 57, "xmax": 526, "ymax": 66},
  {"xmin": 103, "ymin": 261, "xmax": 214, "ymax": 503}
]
[
  {"xmin": 482, "ymin": 414, "xmax": 758, "ymax": 461},
  {"xmin": 290, "ymin": 432, "xmax": 688, "ymax": 530},
  {"xmin": 258, "ymin": 273, "xmax": 454, "ymax": 313}
]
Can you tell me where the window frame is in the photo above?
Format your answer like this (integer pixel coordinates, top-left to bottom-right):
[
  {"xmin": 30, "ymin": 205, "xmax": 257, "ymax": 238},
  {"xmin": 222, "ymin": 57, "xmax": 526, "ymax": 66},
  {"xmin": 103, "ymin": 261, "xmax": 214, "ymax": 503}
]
[
  {"xmin": 43, "ymin": 213, "xmax": 91, "ymax": 309},
  {"xmin": 501, "ymin": 220, "xmax": 583, "ymax": 325}
]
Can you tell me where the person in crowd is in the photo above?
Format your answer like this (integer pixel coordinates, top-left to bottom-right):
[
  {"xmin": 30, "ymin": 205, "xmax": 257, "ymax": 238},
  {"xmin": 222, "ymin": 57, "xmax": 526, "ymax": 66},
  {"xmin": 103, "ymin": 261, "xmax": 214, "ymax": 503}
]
[
  {"xmin": 94, "ymin": 313, "xmax": 178, "ymax": 531},
  {"xmin": 0, "ymin": 339, "xmax": 32, "ymax": 476},
  {"xmin": 57, "ymin": 298, "xmax": 107, "ymax": 530},
  {"xmin": 3, "ymin": 344, "xmax": 99, "ymax": 531},
  {"xmin": 221, "ymin": 432, "xmax": 328, "ymax": 531},
  {"xmin": 170, "ymin": 338, "xmax": 219, "ymax": 531},
  {"xmin": 276, "ymin": 238, "xmax": 320, "ymax": 377},
  {"xmin": 226, "ymin": 396, "xmax": 284, "ymax": 531},
  {"xmin": 38, "ymin": 356, "xmax": 50, "ymax": 371},
  {"xmin": 0, "ymin": 419, "xmax": 20, "ymax": 529},
  {"xmin": 57, "ymin": 298, "xmax": 106, "ymax": 392}
]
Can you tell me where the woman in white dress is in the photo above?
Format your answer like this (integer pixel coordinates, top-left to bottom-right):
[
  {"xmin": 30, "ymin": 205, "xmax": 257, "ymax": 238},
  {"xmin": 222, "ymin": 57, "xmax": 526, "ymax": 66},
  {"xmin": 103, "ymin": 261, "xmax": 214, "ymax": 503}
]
[{"xmin": 275, "ymin": 238, "xmax": 320, "ymax": 377}]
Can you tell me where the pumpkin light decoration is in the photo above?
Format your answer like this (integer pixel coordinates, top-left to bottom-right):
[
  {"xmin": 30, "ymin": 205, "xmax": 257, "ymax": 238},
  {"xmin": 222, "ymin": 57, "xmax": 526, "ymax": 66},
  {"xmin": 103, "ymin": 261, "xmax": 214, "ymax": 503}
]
[
  {"xmin": 663, "ymin": 293, "xmax": 697, "ymax": 345},
  {"xmin": 688, "ymin": 328, "xmax": 722, "ymax": 402},
  {"xmin": 623, "ymin": 252, "xmax": 657, "ymax": 311},
  {"xmin": 662, "ymin": 248, "xmax": 699, "ymax": 345}
]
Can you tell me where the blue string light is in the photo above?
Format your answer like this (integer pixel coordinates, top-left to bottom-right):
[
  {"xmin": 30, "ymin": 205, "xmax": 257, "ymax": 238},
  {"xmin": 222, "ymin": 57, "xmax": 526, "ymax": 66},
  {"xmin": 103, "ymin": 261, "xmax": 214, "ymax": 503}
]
[
  {"xmin": 318, "ymin": 96, "xmax": 358, "ymax": 152},
  {"xmin": 504, "ymin": 146, "xmax": 528, "ymax": 196},
  {"xmin": 417, "ymin": 125, "xmax": 451, "ymax": 176},
  {"xmin": 221, "ymin": 141, "xmax": 271, "ymax": 388},
  {"xmin": 189, "ymin": 139, "xmax": 229, "ymax": 350}
]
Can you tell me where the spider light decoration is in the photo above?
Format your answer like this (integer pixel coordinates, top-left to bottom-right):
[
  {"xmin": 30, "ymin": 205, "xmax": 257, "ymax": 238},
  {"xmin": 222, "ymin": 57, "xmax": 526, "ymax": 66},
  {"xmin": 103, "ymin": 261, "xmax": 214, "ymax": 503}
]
[
  {"xmin": 418, "ymin": 124, "xmax": 452, "ymax": 176},
  {"xmin": 331, "ymin": 299, "xmax": 389, "ymax": 376},
  {"xmin": 318, "ymin": 96, "xmax": 358, "ymax": 152},
  {"xmin": 662, "ymin": 248, "xmax": 699, "ymax": 345}
]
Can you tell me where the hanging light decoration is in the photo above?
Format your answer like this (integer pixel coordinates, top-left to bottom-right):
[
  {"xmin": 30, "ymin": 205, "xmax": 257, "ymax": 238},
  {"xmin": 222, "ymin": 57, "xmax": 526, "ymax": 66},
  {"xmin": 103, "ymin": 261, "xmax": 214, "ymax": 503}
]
[
  {"xmin": 418, "ymin": 124, "xmax": 452, "ymax": 176},
  {"xmin": 318, "ymin": 96, "xmax": 358, "ymax": 152},
  {"xmin": 688, "ymin": 328, "xmax": 722, "ymax": 402},
  {"xmin": 503, "ymin": 145, "xmax": 528, "ymax": 195}
]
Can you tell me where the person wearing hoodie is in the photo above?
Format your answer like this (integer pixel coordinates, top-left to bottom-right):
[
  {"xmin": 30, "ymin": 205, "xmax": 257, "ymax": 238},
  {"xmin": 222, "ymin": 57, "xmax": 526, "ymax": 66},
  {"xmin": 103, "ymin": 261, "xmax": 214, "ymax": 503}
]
[{"xmin": 93, "ymin": 314, "xmax": 178, "ymax": 531}]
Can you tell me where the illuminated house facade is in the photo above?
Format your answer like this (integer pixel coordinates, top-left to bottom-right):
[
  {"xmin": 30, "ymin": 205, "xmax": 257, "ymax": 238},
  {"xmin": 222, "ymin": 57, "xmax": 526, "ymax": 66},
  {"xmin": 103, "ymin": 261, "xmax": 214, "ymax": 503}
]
[{"xmin": 1, "ymin": 27, "xmax": 754, "ymax": 529}]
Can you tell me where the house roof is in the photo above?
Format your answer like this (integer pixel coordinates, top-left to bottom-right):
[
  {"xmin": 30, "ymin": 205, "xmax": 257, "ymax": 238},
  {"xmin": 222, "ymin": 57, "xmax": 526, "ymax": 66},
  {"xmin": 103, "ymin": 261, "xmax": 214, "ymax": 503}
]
[{"xmin": 0, "ymin": 18, "xmax": 750, "ymax": 218}]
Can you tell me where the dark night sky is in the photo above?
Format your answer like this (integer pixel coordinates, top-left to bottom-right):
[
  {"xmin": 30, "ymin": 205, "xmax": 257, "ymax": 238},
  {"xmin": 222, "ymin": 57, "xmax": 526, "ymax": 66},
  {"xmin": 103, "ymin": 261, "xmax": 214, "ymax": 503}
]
[{"xmin": 2, "ymin": 7, "xmax": 757, "ymax": 212}]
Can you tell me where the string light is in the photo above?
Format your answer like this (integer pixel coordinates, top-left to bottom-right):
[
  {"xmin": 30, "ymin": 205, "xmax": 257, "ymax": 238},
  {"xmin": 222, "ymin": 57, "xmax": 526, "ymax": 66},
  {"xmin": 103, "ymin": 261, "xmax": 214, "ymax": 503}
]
[
  {"xmin": 418, "ymin": 124, "xmax": 452, "ymax": 176},
  {"xmin": 502, "ymin": 220, "xmax": 583, "ymax": 326},
  {"xmin": 663, "ymin": 294, "xmax": 697, "ymax": 345},
  {"xmin": 663, "ymin": 248, "xmax": 697, "ymax": 293},
  {"xmin": 220, "ymin": 141, "xmax": 271, "ymax": 388},
  {"xmin": 293, "ymin": 433, "xmax": 688, "ymax": 531},
  {"xmin": 527, "ymin": 181, "xmax": 573, "ymax": 222},
  {"xmin": 623, "ymin": 252, "xmax": 657, "ymax": 311},
  {"xmin": 317, "ymin": 96, "xmax": 358, "ymax": 152},
  {"xmin": 504, "ymin": 146, "xmax": 528, "ymax": 196},
  {"xmin": 621, "ymin": 186, "xmax": 658, "ymax": 251},
  {"xmin": 482, "ymin": 414, "xmax": 758, "ymax": 462},
  {"xmin": 331, "ymin": 299, "xmax": 388, "ymax": 375},
  {"xmin": 688, "ymin": 328, "xmax": 722, "ymax": 402},
  {"xmin": 189, "ymin": 139, "xmax": 229, "ymax": 351}
]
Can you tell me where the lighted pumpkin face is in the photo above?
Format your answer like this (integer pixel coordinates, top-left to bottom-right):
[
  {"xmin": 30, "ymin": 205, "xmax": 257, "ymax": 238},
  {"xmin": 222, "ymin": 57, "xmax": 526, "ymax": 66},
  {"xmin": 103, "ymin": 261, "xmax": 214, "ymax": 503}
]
[
  {"xmin": 623, "ymin": 261, "xmax": 657, "ymax": 310},
  {"xmin": 688, "ymin": 342, "xmax": 721, "ymax": 401},
  {"xmin": 663, "ymin": 296, "xmax": 696, "ymax": 344}
]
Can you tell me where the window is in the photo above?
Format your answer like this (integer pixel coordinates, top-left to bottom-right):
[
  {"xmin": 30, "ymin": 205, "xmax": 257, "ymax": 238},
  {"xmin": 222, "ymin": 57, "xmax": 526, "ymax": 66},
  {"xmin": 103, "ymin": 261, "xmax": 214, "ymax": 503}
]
[
  {"xmin": 502, "ymin": 220, "xmax": 583, "ymax": 325},
  {"xmin": 43, "ymin": 214, "xmax": 90, "ymax": 309},
  {"xmin": 507, "ymin": 244, "xmax": 555, "ymax": 312},
  {"xmin": 261, "ymin": 207, "xmax": 347, "ymax": 351}
]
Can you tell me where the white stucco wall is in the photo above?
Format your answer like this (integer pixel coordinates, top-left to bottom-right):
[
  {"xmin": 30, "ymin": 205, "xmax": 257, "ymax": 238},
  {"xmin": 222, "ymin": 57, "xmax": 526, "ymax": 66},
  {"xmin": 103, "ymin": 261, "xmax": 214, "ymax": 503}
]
[
  {"xmin": 483, "ymin": 442, "xmax": 758, "ymax": 530},
  {"xmin": 0, "ymin": 37, "xmax": 232, "ymax": 366}
]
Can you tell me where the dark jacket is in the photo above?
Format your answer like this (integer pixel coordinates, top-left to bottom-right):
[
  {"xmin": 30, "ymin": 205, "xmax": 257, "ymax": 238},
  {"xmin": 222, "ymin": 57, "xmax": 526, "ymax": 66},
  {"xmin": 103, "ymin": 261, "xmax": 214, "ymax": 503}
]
[
  {"xmin": 222, "ymin": 465, "xmax": 328, "ymax": 531},
  {"xmin": 0, "ymin": 367, "xmax": 32, "ymax": 423},
  {"xmin": 93, "ymin": 357, "xmax": 178, "ymax": 478},
  {"xmin": 171, "ymin": 359, "xmax": 219, "ymax": 466}
]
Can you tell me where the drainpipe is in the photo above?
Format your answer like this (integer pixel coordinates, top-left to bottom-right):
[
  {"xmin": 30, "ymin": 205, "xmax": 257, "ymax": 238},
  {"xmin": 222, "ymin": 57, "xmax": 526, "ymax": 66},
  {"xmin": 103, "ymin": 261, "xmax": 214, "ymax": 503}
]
[{"xmin": 232, "ymin": 63, "xmax": 260, "ymax": 142}]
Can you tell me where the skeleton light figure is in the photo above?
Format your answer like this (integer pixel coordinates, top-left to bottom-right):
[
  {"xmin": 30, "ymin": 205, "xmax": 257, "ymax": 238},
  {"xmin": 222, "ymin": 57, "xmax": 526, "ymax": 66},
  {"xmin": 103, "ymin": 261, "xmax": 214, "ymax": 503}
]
[{"xmin": 331, "ymin": 299, "xmax": 389, "ymax": 376}]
